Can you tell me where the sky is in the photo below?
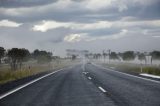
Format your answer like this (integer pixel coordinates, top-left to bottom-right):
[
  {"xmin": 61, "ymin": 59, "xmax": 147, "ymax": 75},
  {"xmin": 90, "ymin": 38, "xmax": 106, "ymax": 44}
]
[{"xmin": 0, "ymin": 0, "xmax": 160, "ymax": 56}]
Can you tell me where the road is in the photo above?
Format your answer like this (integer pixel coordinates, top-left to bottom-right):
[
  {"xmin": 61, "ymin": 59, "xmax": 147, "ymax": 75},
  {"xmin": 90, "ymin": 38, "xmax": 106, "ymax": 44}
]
[{"xmin": 0, "ymin": 63, "xmax": 160, "ymax": 106}]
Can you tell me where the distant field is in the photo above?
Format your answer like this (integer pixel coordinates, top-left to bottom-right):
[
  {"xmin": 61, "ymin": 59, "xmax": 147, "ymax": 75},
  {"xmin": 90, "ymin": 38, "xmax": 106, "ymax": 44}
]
[{"xmin": 0, "ymin": 59, "xmax": 79, "ymax": 84}]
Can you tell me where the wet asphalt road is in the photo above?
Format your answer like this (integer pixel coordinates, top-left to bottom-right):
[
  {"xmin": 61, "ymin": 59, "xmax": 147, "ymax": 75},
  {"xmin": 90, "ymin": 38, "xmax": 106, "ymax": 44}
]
[{"xmin": 0, "ymin": 63, "xmax": 160, "ymax": 106}]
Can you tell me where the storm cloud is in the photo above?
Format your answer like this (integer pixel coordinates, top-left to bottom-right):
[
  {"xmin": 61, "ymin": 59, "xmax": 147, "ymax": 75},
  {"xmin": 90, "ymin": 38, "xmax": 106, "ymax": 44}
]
[{"xmin": 0, "ymin": 0, "xmax": 160, "ymax": 56}]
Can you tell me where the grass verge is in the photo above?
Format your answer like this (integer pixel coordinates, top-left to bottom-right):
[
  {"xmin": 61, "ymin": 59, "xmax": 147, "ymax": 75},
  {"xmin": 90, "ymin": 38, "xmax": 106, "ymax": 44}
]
[
  {"xmin": 99, "ymin": 62, "xmax": 160, "ymax": 76},
  {"xmin": 0, "ymin": 59, "xmax": 78, "ymax": 84}
]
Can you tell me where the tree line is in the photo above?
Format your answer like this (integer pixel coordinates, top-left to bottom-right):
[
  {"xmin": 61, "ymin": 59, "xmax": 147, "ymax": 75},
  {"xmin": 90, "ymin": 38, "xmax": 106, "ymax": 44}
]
[
  {"xmin": 87, "ymin": 51, "xmax": 160, "ymax": 62},
  {"xmin": 0, "ymin": 47, "xmax": 52, "ymax": 70}
]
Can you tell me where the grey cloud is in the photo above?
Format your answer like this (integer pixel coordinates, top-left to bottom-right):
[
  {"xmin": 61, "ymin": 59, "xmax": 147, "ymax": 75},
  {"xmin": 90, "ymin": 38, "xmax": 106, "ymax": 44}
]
[
  {"xmin": 0, "ymin": 0, "xmax": 159, "ymax": 23},
  {"xmin": 0, "ymin": 24, "xmax": 70, "ymax": 51},
  {"xmin": 137, "ymin": 1, "xmax": 160, "ymax": 20},
  {"xmin": 0, "ymin": 0, "xmax": 58, "ymax": 8},
  {"xmin": 0, "ymin": 0, "xmax": 160, "ymax": 56},
  {"xmin": 71, "ymin": 28, "xmax": 121, "ymax": 37}
]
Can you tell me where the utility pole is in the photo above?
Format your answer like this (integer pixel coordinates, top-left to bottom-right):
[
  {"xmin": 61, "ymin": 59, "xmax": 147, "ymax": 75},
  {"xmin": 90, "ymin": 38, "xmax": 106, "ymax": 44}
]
[
  {"xmin": 108, "ymin": 49, "xmax": 111, "ymax": 64},
  {"xmin": 103, "ymin": 50, "xmax": 105, "ymax": 63}
]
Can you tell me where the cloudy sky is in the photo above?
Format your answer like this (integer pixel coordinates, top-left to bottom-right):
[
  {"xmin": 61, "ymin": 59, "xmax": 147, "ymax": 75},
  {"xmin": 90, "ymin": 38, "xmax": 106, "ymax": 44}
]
[{"xmin": 0, "ymin": 0, "xmax": 160, "ymax": 56}]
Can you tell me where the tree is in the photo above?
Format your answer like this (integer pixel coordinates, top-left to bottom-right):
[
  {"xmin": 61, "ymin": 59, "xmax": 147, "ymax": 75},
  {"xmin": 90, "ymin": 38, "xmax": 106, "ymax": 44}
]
[
  {"xmin": 33, "ymin": 49, "xmax": 52, "ymax": 63},
  {"xmin": 7, "ymin": 48, "xmax": 30, "ymax": 70},
  {"xmin": 122, "ymin": 51, "xmax": 135, "ymax": 61},
  {"xmin": 102, "ymin": 50, "xmax": 107, "ymax": 62},
  {"xmin": 71, "ymin": 55, "xmax": 77, "ymax": 60},
  {"xmin": 32, "ymin": 49, "xmax": 39, "ymax": 58},
  {"xmin": 93, "ymin": 53, "xmax": 101, "ymax": 59},
  {"xmin": 18, "ymin": 48, "xmax": 30, "ymax": 68},
  {"xmin": 0, "ymin": 47, "xmax": 5, "ymax": 64},
  {"xmin": 138, "ymin": 53, "xmax": 146, "ymax": 61},
  {"xmin": 150, "ymin": 51, "xmax": 160, "ymax": 60},
  {"xmin": 110, "ymin": 52, "xmax": 119, "ymax": 60}
]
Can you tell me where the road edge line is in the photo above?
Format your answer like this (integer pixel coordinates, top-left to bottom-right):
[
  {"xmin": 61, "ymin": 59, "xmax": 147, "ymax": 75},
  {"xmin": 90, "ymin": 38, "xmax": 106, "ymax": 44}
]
[
  {"xmin": 92, "ymin": 63, "xmax": 160, "ymax": 84},
  {"xmin": 0, "ymin": 69, "xmax": 63, "ymax": 100}
]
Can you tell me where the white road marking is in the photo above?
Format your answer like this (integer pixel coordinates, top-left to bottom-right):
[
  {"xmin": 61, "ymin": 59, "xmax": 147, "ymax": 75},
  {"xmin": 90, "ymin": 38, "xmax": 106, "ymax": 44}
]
[
  {"xmin": 93, "ymin": 63, "xmax": 160, "ymax": 84},
  {"xmin": 0, "ymin": 69, "xmax": 63, "ymax": 100},
  {"xmin": 98, "ymin": 86, "xmax": 107, "ymax": 93},
  {"xmin": 83, "ymin": 72, "xmax": 89, "ymax": 74},
  {"xmin": 140, "ymin": 73, "xmax": 160, "ymax": 79},
  {"xmin": 88, "ymin": 77, "xmax": 92, "ymax": 80},
  {"xmin": 110, "ymin": 67, "xmax": 115, "ymax": 69}
]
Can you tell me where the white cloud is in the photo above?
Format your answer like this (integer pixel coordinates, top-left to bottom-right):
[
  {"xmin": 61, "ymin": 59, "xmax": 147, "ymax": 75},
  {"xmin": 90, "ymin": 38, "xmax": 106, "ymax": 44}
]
[
  {"xmin": 32, "ymin": 20, "xmax": 70, "ymax": 32},
  {"xmin": 32, "ymin": 19, "xmax": 160, "ymax": 33},
  {"xmin": 64, "ymin": 33, "xmax": 96, "ymax": 43},
  {"xmin": 71, "ymin": 21, "xmax": 112, "ymax": 30},
  {"xmin": 64, "ymin": 34, "xmax": 82, "ymax": 43},
  {"xmin": 0, "ymin": 20, "xmax": 22, "ymax": 27},
  {"xmin": 32, "ymin": 20, "xmax": 112, "ymax": 32},
  {"xmin": 63, "ymin": 29, "xmax": 129, "ymax": 43}
]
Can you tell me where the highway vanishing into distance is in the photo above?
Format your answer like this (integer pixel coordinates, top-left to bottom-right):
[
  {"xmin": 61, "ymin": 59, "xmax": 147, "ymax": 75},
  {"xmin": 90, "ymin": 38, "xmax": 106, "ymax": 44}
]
[{"xmin": 0, "ymin": 63, "xmax": 160, "ymax": 106}]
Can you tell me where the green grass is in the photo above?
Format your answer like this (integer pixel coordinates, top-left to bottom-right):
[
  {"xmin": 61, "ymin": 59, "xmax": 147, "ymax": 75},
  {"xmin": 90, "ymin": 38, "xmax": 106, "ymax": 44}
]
[{"xmin": 142, "ymin": 67, "xmax": 160, "ymax": 75}]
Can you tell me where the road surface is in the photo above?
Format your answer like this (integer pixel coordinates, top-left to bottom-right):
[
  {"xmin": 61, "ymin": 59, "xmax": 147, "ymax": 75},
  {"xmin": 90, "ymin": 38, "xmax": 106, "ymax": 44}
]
[{"xmin": 0, "ymin": 64, "xmax": 160, "ymax": 106}]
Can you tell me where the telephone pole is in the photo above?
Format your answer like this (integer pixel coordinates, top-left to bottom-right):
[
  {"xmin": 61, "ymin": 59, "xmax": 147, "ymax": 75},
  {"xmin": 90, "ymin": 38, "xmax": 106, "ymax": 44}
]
[{"xmin": 108, "ymin": 49, "xmax": 111, "ymax": 63}]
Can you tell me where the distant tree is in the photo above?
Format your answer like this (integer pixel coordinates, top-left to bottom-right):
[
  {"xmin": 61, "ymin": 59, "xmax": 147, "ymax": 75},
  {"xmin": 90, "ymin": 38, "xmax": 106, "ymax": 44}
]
[
  {"xmin": 0, "ymin": 47, "xmax": 5, "ymax": 64},
  {"xmin": 93, "ymin": 53, "xmax": 101, "ymax": 59},
  {"xmin": 33, "ymin": 49, "xmax": 52, "ymax": 63},
  {"xmin": 71, "ymin": 55, "xmax": 77, "ymax": 60},
  {"xmin": 110, "ymin": 52, "xmax": 119, "ymax": 60},
  {"xmin": 93, "ymin": 53, "xmax": 97, "ymax": 59},
  {"xmin": 138, "ymin": 53, "xmax": 146, "ymax": 61},
  {"xmin": 102, "ymin": 51, "xmax": 107, "ymax": 61},
  {"xmin": 7, "ymin": 48, "xmax": 30, "ymax": 70},
  {"xmin": 18, "ymin": 49, "xmax": 30, "ymax": 68},
  {"xmin": 122, "ymin": 51, "xmax": 135, "ymax": 61},
  {"xmin": 150, "ymin": 51, "xmax": 160, "ymax": 60},
  {"xmin": 32, "ymin": 49, "xmax": 39, "ymax": 58},
  {"xmin": 97, "ymin": 53, "xmax": 102, "ymax": 59}
]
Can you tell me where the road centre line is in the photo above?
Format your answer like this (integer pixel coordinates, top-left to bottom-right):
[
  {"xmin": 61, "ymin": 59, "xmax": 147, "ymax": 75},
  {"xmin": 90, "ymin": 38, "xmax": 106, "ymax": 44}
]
[
  {"xmin": 98, "ymin": 86, "xmax": 107, "ymax": 93},
  {"xmin": 88, "ymin": 77, "xmax": 92, "ymax": 80}
]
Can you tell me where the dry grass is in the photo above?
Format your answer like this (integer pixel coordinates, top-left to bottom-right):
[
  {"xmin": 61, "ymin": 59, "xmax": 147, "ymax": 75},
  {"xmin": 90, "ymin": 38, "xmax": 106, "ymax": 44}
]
[
  {"xmin": 97, "ymin": 61, "xmax": 160, "ymax": 76},
  {"xmin": 0, "ymin": 64, "xmax": 52, "ymax": 84},
  {"xmin": 0, "ymin": 59, "xmax": 77, "ymax": 84}
]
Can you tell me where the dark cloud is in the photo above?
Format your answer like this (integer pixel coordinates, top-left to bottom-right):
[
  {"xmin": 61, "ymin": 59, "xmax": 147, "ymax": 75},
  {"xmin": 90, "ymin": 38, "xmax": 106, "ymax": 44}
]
[
  {"xmin": 0, "ymin": 0, "xmax": 160, "ymax": 55},
  {"xmin": 137, "ymin": 1, "xmax": 160, "ymax": 20},
  {"xmin": 0, "ymin": 0, "xmax": 58, "ymax": 8},
  {"xmin": 0, "ymin": 0, "xmax": 159, "ymax": 23}
]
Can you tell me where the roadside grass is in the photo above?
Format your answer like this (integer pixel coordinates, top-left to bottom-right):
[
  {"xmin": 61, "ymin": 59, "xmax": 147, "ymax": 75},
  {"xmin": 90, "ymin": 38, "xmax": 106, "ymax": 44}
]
[
  {"xmin": 142, "ymin": 67, "xmax": 160, "ymax": 76},
  {"xmin": 0, "ymin": 59, "xmax": 77, "ymax": 84},
  {"xmin": 98, "ymin": 62, "xmax": 160, "ymax": 76},
  {"xmin": 0, "ymin": 64, "xmax": 52, "ymax": 84}
]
